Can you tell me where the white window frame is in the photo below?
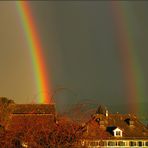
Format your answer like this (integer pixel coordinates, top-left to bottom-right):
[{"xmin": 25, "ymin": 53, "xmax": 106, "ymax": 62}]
[{"xmin": 113, "ymin": 127, "xmax": 123, "ymax": 137}]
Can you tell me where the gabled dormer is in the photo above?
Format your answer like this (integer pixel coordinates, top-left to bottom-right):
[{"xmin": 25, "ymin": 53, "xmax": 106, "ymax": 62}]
[
  {"xmin": 113, "ymin": 127, "xmax": 123, "ymax": 137},
  {"xmin": 125, "ymin": 118, "xmax": 134, "ymax": 127}
]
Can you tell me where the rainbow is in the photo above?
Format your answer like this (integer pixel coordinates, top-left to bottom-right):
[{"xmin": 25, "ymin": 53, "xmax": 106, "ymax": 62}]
[
  {"xmin": 110, "ymin": 1, "xmax": 145, "ymax": 115},
  {"xmin": 16, "ymin": 1, "xmax": 52, "ymax": 104}
]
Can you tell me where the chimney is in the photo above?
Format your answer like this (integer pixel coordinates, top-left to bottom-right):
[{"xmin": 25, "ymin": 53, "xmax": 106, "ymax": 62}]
[{"xmin": 106, "ymin": 110, "xmax": 108, "ymax": 117}]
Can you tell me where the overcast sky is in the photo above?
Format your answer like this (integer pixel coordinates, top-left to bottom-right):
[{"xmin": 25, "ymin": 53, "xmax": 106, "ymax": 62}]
[{"xmin": 0, "ymin": 1, "xmax": 148, "ymax": 114}]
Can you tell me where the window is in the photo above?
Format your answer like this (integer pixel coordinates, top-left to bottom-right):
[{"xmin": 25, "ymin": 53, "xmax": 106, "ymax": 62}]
[
  {"xmin": 108, "ymin": 141, "xmax": 116, "ymax": 146},
  {"xmin": 99, "ymin": 141, "xmax": 104, "ymax": 146},
  {"xmin": 116, "ymin": 131, "xmax": 121, "ymax": 136},
  {"xmin": 145, "ymin": 141, "xmax": 148, "ymax": 146},
  {"xmin": 129, "ymin": 141, "xmax": 136, "ymax": 146},
  {"xmin": 138, "ymin": 141, "xmax": 142, "ymax": 146},
  {"xmin": 118, "ymin": 141, "xmax": 125, "ymax": 146},
  {"xmin": 100, "ymin": 141, "xmax": 107, "ymax": 146}
]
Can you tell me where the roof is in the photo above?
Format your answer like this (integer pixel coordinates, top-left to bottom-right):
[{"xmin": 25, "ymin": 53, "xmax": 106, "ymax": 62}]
[
  {"xmin": 3, "ymin": 103, "xmax": 56, "ymax": 130},
  {"xmin": 81, "ymin": 113, "xmax": 148, "ymax": 140},
  {"xmin": 12, "ymin": 104, "xmax": 55, "ymax": 114},
  {"xmin": 6, "ymin": 114, "xmax": 55, "ymax": 130}
]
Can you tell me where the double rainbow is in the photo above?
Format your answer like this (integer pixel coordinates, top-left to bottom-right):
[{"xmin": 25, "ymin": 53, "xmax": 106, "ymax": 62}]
[
  {"xmin": 15, "ymin": 1, "xmax": 146, "ymax": 114},
  {"xmin": 111, "ymin": 1, "xmax": 145, "ymax": 115},
  {"xmin": 16, "ymin": 1, "xmax": 52, "ymax": 104}
]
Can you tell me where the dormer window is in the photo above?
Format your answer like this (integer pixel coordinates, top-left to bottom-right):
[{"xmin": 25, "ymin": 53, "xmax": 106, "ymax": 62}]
[
  {"xmin": 129, "ymin": 120, "xmax": 134, "ymax": 126},
  {"xmin": 116, "ymin": 131, "xmax": 121, "ymax": 136},
  {"xmin": 113, "ymin": 127, "xmax": 122, "ymax": 137},
  {"xmin": 125, "ymin": 118, "xmax": 134, "ymax": 126}
]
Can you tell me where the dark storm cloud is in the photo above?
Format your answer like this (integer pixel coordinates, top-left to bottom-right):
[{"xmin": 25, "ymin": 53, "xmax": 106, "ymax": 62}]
[{"xmin": 30, "ymin": 1, "xmax": 148, "ymax": 114}]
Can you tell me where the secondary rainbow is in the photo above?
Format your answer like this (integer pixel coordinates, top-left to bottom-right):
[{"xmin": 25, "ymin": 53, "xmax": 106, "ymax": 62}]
[
  {"xmin": 16, "ymin": 1, "xmax": 52, "ymax": 104},
  {"xmin": 110, "ymin": 1, "xmax": 145, "ymax": 115}
]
